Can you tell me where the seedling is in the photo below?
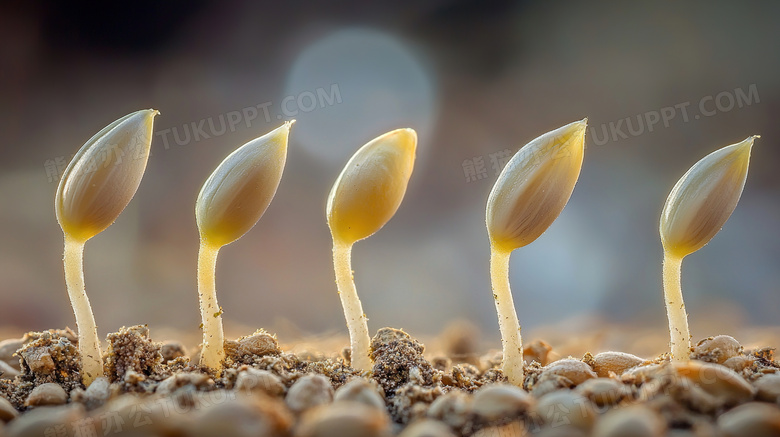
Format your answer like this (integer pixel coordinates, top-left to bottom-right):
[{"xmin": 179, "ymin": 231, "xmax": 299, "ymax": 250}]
[
  {"xmin": 195, "ymin": 121, "xmax": 293, "ymax": 373},
  {"xmin": 326, "ymin": 129, "xmax": 417, "ymax": 371},
  {"xmin": 486, "ymin": 119, "xmax": 587, "ymax": 386},
  {"xmin": 55, "ymin": 109, "xmax": 159, "ymax": 386},
  {"xmin": 659, "ymin": 136, "xmax": 756, "ymax": 361}
]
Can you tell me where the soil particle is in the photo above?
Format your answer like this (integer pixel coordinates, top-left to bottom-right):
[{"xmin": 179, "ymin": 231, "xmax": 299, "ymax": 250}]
[
  {"xmin": 0, "ymin": 340, "xmax": 24, "ymax": 372},
  {"xmin": 69, "ymin": 376, "xmax": 111, "ymax": 410},
  {"xmin": 370, "ymin": 328, "xmax": 439, "ymax": 397},
  {"xmin": 524, "ymin": 340, "xmax": 553, "ymax": 366},
  {"xmin": 692, "ymin": 335, "xmax": 742, "ymax": 364},
  {"xmin": 235, "ymin": 367, "xmax": 286, "ymax": 397},
  {"xmin": 535, "ymin": 389, "xmax": 597, "ymax": 431},
  {"xmin": 398, "ymin": 419, "xmax": 456, "ymax": 437},
  {"xmin": 574, "ymin": 377, "xmax": 629, "ymax": 408},
  {"xmin": 388, "ymin": 383, "xmax": 444, "ymax": 425},
  {"xmin": 0, "ymin": 363, "xmax": 19, "ymax": 382},
  {"xmin": 156, "ymin": 372, "xmax": 212, "ymax": 396},
  {"xmin": 188, "ymin": 392, "xmax": 293, "ymax": 437},
  {"xmin": 159, "ymin": 341, "xmax": 186, "ymax": 362},
  {"xmin": 471, "ymin": 383, "xmax": 533, "ymax": 425},
  {"xmin": 103, "ymin": 325, "xmax": 165, "ymax": 385},
  {"xmin": 5, "ymin": 403, "xmax": 85, "ymax": 437},
  {"xmin": 0, "ymin": 397, "xmax": 17, "ymax": 422},
  {"xmin": 717, "ymin": 402, "xmax": 780, "ymax": 437},
  {"xmin": 426, "ymin": 390, "xmax": 472, "ymax": 431},
  {"xmin": 592, "ymin": 405, "xmax": 666, "ymax": 437},
  {"xmin": 24, "ymin": 383, "xmax": 67, "ymax": 407},
  {"xmin": 754, "ymin": 373, "xmax": 780, "ymax": 403},
  {"xmin": 225, "ymin": 329, "xmax": 281, "ymax": 365}
]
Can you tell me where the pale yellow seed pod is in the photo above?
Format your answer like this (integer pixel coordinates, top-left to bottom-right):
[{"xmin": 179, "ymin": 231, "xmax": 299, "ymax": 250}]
[
  {"xmin": 327, "ymin": 128, "xmax": 417, "ymax": 245},
  {"xmin": 660, "ymin": 136, "xmax": 756, "ymax": 259},
  {"xmin": 487, "ymin": 119, "xmax": 587, "ymax": 252},
  {"xmin": 196, "ymin": 121, "xmax": 293, "ymax": 248},
  {"xmin": 56, "ymin": 109, "xmax": 158, "ymax": 242}
]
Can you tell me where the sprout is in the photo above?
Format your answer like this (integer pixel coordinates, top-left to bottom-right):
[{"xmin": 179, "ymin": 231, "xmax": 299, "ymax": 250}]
[
  {"xmin": 660, "ymin": 136, "xmax": 756, "ymax": 361},
  {"xmin": 55, "ymin": 109, "xmax": 159, "ymax": 386},
  {"xmin": 195, "ymin": 121, "xmax": 293, "ymax": 373},
  {"xmin": 326, "ymin": 128, "xmax": 417, "ymax": 371},
  {"xmin": 486, "ymin": 119, "xmax": 587, "ymax": 386}
]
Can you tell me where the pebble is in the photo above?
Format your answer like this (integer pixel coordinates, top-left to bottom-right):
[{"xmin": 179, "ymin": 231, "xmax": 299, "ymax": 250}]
[
  {"xmin": 17, "ymin": 347, "xmax": 55, "ymax": 374},
  {"xmin": 189, "ymin": 394, "xmax": 293, "ymax": 437},
  {"xmin": 286, "ymin": 374, "xmax": 333, "ymax": 413},
  {"xmin": 591, "ymin": 352, "xmax": 644, "ymax": 377},
  {"xmin": 237, "ymin": 330, "xmax": 280, "ymax": 356},
  {"xmin": 71, "ymin": 376, "xmax": 112, "ymax": 410},
  {"xmin": 426, "ymin": 390, "xmax": 472, "ymax": 429},
  {"xmin": 156, "ymin": 372, "xmax": 212, "ymax": 396},
  {"xmin": 592, "ymin": 405, "xmax": 665, "ymax": 437},
  {"xmin": 0, "ymin": 339, "xmax": 23, "ymax": 371},
  {"xmin": 539, "ymin": 359, "xmax": 597, "ymax": 386},
  {"xmin": 398, "ymin": 419, "xmax": 456, "ymax": 437},
  {"xmin": 0, "ymin": 361, "xmax": 19, "ymax": 381},
  {"xmin": 754, "ymin": 373, "xmax": 780, "ymax": 403},
  {"xmin": 723, "ymin": 355, "xmax": 754, "ymax": 372},
  {"xmin": 673, "ymin": 360, "xmax": 755, "ymax": 406},
  {"xmin": 160, "ymin": 341, "xmax": 186, "ymax": 362},
  {"xmin": 6, "ymin": 404, "xmax": 84, "ymax": 437},
  {"xmin": 693, "ymin": 335, "xmax": 741, "ymax": 364},
  {"xmin": 717, "ymin": 402, "xmax": 780, "ymax": 437},
  {"xmin": 296, "ymin": 401, "xmax": 391, "ymax": 437},
  {"xmin": 0, "ymin": 397, "xmax": 17, "ymax": 422},
  {"xmin": 471, "ymin": 383, "xmax": 533, "ymax": 423},
  {"xmin": 536, "ymin": 390, "xmax": 596, "ymax": 431},
  {"xmin": 574, "ymin": 378, "xmax": 627, "ymax": 407},
  {"xmin": 235, "ymin": 368, "xmax": 286, "ymax": 397},
  {"xmin": 24, "ymin": 383, "xmax": 67, "ymax": 407},
  {"xmin": 334, "ymin": 378, "xmax": 385, "ymax": 409}
]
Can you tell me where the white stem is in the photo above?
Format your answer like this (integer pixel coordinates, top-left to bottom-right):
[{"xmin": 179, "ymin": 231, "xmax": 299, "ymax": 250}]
[
  {"xmin": 63, "ymin": 235, "xmax": 103, "ymax": 386},
  {"xmin": 663, "ymin": 251, "xmax": 690, "ymax": 361},
  {"xmin": 198, "ymin": 241, "xmax": 225, "ymax": 373},
  {"xmin": 333, "ymin": 242, "xmax": 371, "ymax": 371},
  {"xmin": 490, "ymin": 245, "xmax": 523, "ymax": 386}
]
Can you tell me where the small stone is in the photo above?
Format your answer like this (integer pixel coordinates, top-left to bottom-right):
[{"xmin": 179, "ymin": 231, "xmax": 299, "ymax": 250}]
[
  {"xmin": 575, "ymin": 378, "xmax": 627, "ymax": 407},
  {"xmin": 723, "ymin": 355, "xmax": 754, "ymax": 372},
  {"xmin": 539, "ymin": 359, "xmax": 597, "ymax": 386},
  {"xmin": 188, "ymin": 394, "xmax": 293, "ymax": 437},
  {"xmin": 0, "ymin": 361, "xmax": 19, "ymax": 381},
  {"xmin": 334, "ymin": 378, "xmax": 385, "ymax": 409},
  {"xmin": 426, "ymin": 390, "xmax": 472, "ymax": 429},
  {"xmin": 754, "ymin": 373, "xmax": 780, "ymax": 403},
  {"xmin": 472, "ymin": 383, "xmax": 533, "ymax": 423},
  {"xmin": 0, "ymin": 339, "xmax": 24, "ymax": 371},
  {"xmin": 6, "ymin": 404, "xmax": 85, "ymax": 437},
  {"xmin": 156, "ymin": 372, "xmax": 212, "ymax": 396},
  {"xmin": 592, "ymin": 405, "xmax": 665, "ymax": 437},
  {"xmin": 296, "ymin": 401, "xmax": 391, "ymax": 437},
  {"xmin": 693, "ymin": 335, "xmax": 742, "ymax": 364},
  {"xmin": 717, "ymin": 402, "xmax": 780, "ymax": 437},
  {"xmin": 536, "ymin": 390, "xmax": 596, "ymax": 431},
  {"xmin": 286, "ymin": 374, "xmax": 333, "ymax": 413},
  {"xmin": 235, "ymin": 368, "xmax": 285, "ymax": 397},
  {"xmin": 398, "ymin": 419, "xmax": 456, "ymax": 437},
  {"xmin": 0, "ymin": 397, "xmax": 18, "ymax": 422},
  {"xmin": 25, "ymin": 383, "xmax": 67, "ymax": 407},
  {"xmin": 160, "ymin": 341, "xmax": 187, "ymax": 362},
  {"xmin": 591, "ymin": 352, "xmax": 644, "ymax": 377},
  {"xmin": 18, "ymin": 347, "xmax": 55, "ymax": 375}
]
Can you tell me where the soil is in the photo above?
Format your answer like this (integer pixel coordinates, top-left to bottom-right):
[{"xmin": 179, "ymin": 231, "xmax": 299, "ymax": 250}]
[{"xmin": 0, "ymin": 325, "xmax": 779, "ymax": 437}]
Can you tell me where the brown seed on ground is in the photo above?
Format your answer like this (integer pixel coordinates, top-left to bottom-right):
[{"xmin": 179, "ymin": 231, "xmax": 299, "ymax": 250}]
[
  {"xmin": 723, "ymin": 355, "xmax": 754, "ymax": 372},
  {"xmin": 692, "ymin": 335, "xmax": 742, "ymax": 364},
  {"xmin": 334, "ymin": 378, "xmax": 385, "ymax": 409},
  {"xmin": 235, "ymin": 368, "xmax": 285, "ymax": 397},
  {"xmin": 286, "ymin": 374, "xmax": 333, "ymax": 413},
  {"xmin": 592, "ymin": 405, "xmax": 666, "ymax": 437},
  {"xmin": 0, "ymin": 396, "xmax": 17, "ymax": 422},
  {"xmin": 24, "ymin": 383, "xmax": 67, "ymax": 407},
  {"xmin": 160, "ymin": 341, "xmax": 187, "ymax": 362},
  {"xmin": 673, "ymin": 360, "xmax": 755, "ymax": 407},
  {"xmin": 536, "ymin": 390, "xmax": 596, "ymax": 431},
  {"xmin": 399, "ymin": 419, "xmax": 456, "ymax": 437},
  {"xmin": 188, "ymin": 393, "xmax": 293, "ymax": 437},
  {"xmin": 754, "ymin": 373, "xmax": 780, "ymax": 403},
  {"xmin": 427, "ymin": 390, "xmax": 472, "ymax": 430},
  {"xmin": 0, "ymin": 362, "xmax": 19, "ymax": 381},
  {"xmin": 0, "ymin": 340, "xmax": 24, "ymax": 371},
  {"xmin": 717, "ymin": 402, "xmax": 780, "ymax": 437},
  {"xmin": 5, "ymin": 403, "xmax": 85, "ymax": 437},
  {"xmin": 472, "ymin": 383, "xmax": 533, "ymax": 423},
  {"xmin": 575, "ymin": 378, "xmax": 628, "ymax": 407},
  {"xmin": 591, "ymin": 352, "xmax": 644, "ymax": 377},
  {"xmin": 539, "ymin": 359, "xmax": 597, "ymax": 386},
  {"xmin": 296, "ymin": 401, "xmax": 391, "ymax": 437}
]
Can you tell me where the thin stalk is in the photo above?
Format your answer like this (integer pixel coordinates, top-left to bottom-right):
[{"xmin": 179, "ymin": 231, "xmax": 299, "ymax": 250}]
[
  {"xmin": 63, "ymin": 235, "xmax": 103, "ymax": 386},
  {"xmin": 489, "ymin": 244, "xmax": 523, "ymax": 386},
  {"xmin": 663, "ymin": 251, "xmax": 690, "ymax": 361},
  {"xmin": 197, "ymin": 240, "xmax": 225, "ymax": 372},
  {"xmin": 333, "ymin": 241, "xmax": 371, "ymax": 371}
]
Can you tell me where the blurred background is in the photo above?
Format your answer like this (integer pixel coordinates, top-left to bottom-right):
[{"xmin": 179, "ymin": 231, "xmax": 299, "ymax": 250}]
[{"xmin": 0, "ymin": 1, "xmax": 778, "ymax": 357}]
